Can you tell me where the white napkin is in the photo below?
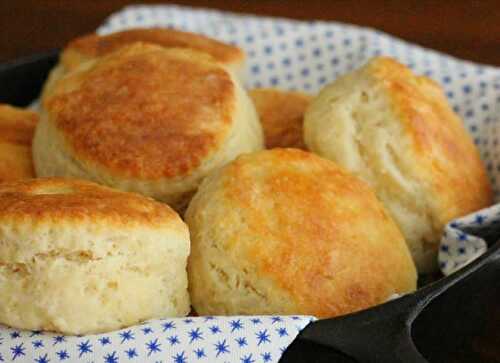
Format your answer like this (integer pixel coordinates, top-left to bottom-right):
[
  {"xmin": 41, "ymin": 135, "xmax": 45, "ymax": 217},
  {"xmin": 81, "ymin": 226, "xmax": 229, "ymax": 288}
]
[{"xmin": 98, "ymin": 4, "xmax": 500, "ymax": 278}]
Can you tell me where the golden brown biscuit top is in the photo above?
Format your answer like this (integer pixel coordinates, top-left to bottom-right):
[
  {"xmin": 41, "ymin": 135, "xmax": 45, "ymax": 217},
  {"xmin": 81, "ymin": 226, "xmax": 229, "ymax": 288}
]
[
  {"xmin": 214, "ymin": 149, "xmax": 415, "ymax": 317},
  {"xmin": 63, "ymin": 27, "xmax": 245, "ymax": 71},
  {"xmin": 0, "ymin": 105, "xmax": 38, "ymax": 182},
  {"xmin": 0, "ymin": 104, "xmax": 38, "ymax": 145},
  {"xmin": 46, "ymin": 43, "xmax": 235, "ymax": 179},
  {"xmin": 0, "ymin": 178, "xmax": 181, "ymax": 226},
  {"xmin": 249, "ymin": 88, "xmax": 311, "ymax": 149},
  {"xmin": 369, "ymin": 57, "xmax": 492, "ymax": 221}
]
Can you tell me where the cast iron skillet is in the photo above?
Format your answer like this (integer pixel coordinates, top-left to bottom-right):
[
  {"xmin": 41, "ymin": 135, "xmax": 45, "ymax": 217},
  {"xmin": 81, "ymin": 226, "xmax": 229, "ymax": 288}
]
[{"xmin": 1, "ymin": 52, "xmax": 499, "ymax": 363}]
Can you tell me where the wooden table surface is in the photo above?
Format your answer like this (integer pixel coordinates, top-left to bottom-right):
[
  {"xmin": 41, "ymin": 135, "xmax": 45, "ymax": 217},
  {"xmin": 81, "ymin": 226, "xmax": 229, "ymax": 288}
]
[{"xmin": 1, "ymin": 0, "xmax": 500, "ymax": 66}]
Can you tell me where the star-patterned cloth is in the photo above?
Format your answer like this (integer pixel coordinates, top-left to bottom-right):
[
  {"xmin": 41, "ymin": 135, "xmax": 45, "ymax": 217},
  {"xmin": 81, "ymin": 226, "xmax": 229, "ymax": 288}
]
[
  {"xmin": 2, "ymin": 4, "xmax": 500, "ymax": 362},
  {"xmin": 0, "ymin": 316, "xmax": 313, "ymax": 363}
]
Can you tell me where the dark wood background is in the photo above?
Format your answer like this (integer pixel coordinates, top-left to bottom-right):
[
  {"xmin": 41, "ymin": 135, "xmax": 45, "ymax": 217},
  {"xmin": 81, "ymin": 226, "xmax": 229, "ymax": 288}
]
[{"xmin": 1, "ymin": 0, "xmax": 500, "ymax": 66}]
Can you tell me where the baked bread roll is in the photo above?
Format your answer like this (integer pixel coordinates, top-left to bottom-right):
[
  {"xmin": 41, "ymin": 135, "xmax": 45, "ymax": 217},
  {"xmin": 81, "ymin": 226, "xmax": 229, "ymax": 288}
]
[
  {"xmin": 249, "ymin": 88, "xmax": 311, "ymax": 149},
  {"xmin": 0, "ymin": 104, "xmax": 38, "ymax": 182},
  {"xmin": 0, "ymin": 178, "xmax": 190, "ymax": 334},
  {"xmin": 34, "ymin": 43, "xmax": 263, "ymax": 211},
  {"xmin": 186, "ymin": 148, "xmax": 417, "ymax": 317},
  {"xmin": 304, "ymin": 57, "xmax": 492, "ymax": 272},
  {"xmin": 42, "ymin": 27, "xmax": 246, "ymax": 100}
]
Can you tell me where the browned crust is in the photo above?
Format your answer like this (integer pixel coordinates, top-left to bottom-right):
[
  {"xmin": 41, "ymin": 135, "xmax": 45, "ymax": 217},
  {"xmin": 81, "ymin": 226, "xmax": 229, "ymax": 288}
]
[
  {"xmin": 0, "ymin": 105, "xmax": 38, "ymax": 182},
  {"xmin": 46, "ymin": 44, "xmax": 235, "ymax": 179},
  {"xmin": 0, "ymin": 104, "xmax": 38, "ymax": 145},
  {"xmin": 62, "ymin": 27, "xmax": 245, "ymax": 71},
  {"xmin": 0, "ymin": 178, "xmax": 180, "ymax": 226},
  {"xmin": 222, "ymin": 149, "xmax": 416, "ymax": 317},
  {"xmin": 249, "ymin": 88, "xmax": 312, "ymax": 149},
  {"xmin": 371, "ymin": 57, "xmax": 493, "ymax": 223}
]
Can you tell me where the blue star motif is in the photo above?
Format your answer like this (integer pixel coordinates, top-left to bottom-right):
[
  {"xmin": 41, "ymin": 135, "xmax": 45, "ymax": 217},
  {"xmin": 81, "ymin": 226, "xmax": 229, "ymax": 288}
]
[
  {"xmin": 262, "ymin": 352, "xmax": 272, "ymax": 362},
  {"xmin": 125, "ymin": 348, "xmax": 138, "ymax": 359},
  {"xmin": 146, "ymin": 338, "xmax": 161, "ymax": 356},
  {"xmin": 99, "ymin": 336, "xmax": 112, "ymax": 345},
  {"xmin": 214, "ymin": 339, "xmax": 230, "ymax": 357},
  {"xmin": 188, "ymin": 328, "xmax": 204, "ymax": 343},
  {"xmin": 162, "ymin": 321, "xmax": 176, "ymax": 331},
  {"xmin": 104, "ymin": 351, "xmax": 119, "ymax": 363},
  {"xmin": 32, "ymin": 340, "xmax": 44, "ymax": 349},
  {"xmin": 194, "ymin": 348, "xmax": 206, "ymax": 359},
  {"xmin": 250, "ymin": 318, "xmax": 261, "ymax": 325},
  {"xmin": 277, "ymin": 327, "xmax": 288, "ymax": 337},
  {"xmin": 10, "ymin": 331, "xmax": 21, "ymax": 339},
  {"xmin": 241, "ymin": 354, "xmax": 255, "ymax": 363},
  {"xmin": 168, "ymin": 335, "xmax": 180, "ymax": 346},
  {"xmin": 10, "ymin": 343, "xmax": 26, "ymax": 360},
  {"xmin": 235, "ymin": 337, "xmax": 248, "ymax": 347},
  {"xmin": 77, "ymin": 340, "xmax": 92, "ymax": 357},
  {"xmin": 56, "ymin": 350, "xmax": 69, "ymax": 360},
  {"xmin": 30, "ymin": 330, "xmax": 42, "ymax": 337},
  {"xmin": 291, "ymin": 316, "xmax": 300, "ymax": 320},
  {"xmin": 204, "ymin": 316, "xmax": 216, "ymax": 322},
  {"xmin": 256, "ymin": 330, "xmax": 271, "ymax": 346},
  {"xmin": 183, "ymin": 318, "xmax": 194, "ymax": 324},
  {"xmin": 142, "ymin": 327, "xmax": 154, "ymax": 335},
  {"xmin": 35, "ymin": 353, "xmax": 49, "ymax": 363},
  {"xmin": 173, "ymin": 351, "xmax": 187, "ymax": 363},
  {"xmin": 271, "ymin": 316, "xmax": 283, "ymax": 324},
  {"xmin": 119, "ymin": 330, "xmax": 135, "ymax": 344},
  {"xmin": 53, "ymin": 336, "xmax": 66, "ymax": 345},
  {"xmin": 458, "ymin": 232, "xmax": 468, "ymax": 241},
  {"xmin": 209, "ymin": 325, "xmax": 221, "ymax": 334},
  {"xmin": 475, "ymin": 215, "xmax": 485, "ymax": 224},
  {"xmin": 230, "ymin": 319, "xmax": 243, "ymax": 332}
]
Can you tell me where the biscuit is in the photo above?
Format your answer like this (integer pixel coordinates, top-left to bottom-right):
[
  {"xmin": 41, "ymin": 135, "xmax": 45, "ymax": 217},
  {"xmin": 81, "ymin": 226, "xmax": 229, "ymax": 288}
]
[
  {"xmin": 186, "ymin": 148, "xmax": 417, "ymax": 317},
  {"xmin": 0, "ymin": 178, "xmax": 190, "ymax": 334},
  {"xmin": 34, "ymin": 43, "xmax": 263, "ymax": 211},
  {"xmin": 42, "ymin": 27, "xmax": 246, "ymax": 101},
  {"xmin": 249, "ymin": 88, "xmax": 311, "ymax": 149},
  {"xmin": 304, "ymin": 57, "xmax": 492, "ymax": 272},
  {"xmin": 0, "ymin": 104, "xmax": 38, "ymax": 182}
]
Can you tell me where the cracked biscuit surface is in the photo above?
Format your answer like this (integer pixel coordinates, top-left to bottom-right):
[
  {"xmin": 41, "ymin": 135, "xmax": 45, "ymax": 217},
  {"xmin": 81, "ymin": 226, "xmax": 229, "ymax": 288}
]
[
  {"xmin": 0, "ymin": 178, "xmax": 190, "ymax": 334},
  {"xmin": 304, "ymin": 57, "xmax": 492, "ymax": 272},
  {"xmin": 186, "ymin": 148, "xmax": 416, "ymax": 318}
]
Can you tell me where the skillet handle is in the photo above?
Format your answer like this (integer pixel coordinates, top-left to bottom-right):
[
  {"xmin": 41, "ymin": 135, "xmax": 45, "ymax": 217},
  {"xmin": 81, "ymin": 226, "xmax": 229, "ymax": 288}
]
[
  {"xmin": 296, "ymin": 294, "xmax": 428, "ymax": 363},
  {"xmin": 294, "ymin": 241, "xmax": 500, "ymax": 363}
]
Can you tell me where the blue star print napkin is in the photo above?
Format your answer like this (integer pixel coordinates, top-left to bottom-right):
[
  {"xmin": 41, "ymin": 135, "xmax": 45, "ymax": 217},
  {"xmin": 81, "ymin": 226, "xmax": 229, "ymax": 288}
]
[
  {"xmin": 0, "ymin": 316, "xmax": 313, "ymax": 363},
  {"xmin": 2, "ymin": 4, "xmax": 500, "ymax": 362}
]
